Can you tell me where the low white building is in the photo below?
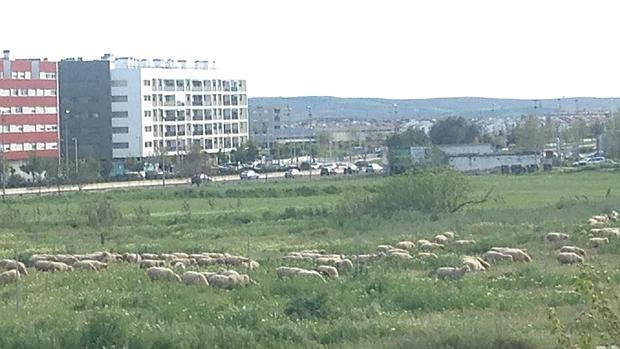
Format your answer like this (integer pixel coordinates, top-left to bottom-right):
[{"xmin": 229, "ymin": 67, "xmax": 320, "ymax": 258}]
[{"xmin": 109, "ymin": 57, "xmax": 248, "ymax": 159}]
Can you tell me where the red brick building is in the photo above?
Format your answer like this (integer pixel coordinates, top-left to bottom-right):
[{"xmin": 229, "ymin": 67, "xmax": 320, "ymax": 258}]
[{"xmin": 0, "ymin": 50, "xmax": 60, "ymax": 164}]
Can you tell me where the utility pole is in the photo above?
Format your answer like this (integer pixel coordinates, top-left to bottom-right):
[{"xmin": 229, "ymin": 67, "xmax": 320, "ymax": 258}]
[
  {"xmin": 72, "ymin": 137, "xmax": 78, "ymax": 177},
  {"xmin": 161, "ymin": 146, "xmax": 166, "ymax": 187},
  {"xmin": 64, "ymin": 110, "xmax": 70, "ymax": 178}
]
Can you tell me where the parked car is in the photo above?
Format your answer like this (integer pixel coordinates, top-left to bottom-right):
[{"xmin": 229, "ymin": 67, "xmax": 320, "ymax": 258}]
[
  {"xmin": 240, "ymin": 169, "xmax": 260, "ymax": 180},
  {"xmin": 320, "ymin": 167, "xmax": 336, "ymax": 176},
  {"xmin": 285, "ymin": 168, "xmax": 301, "ymax": 178}
]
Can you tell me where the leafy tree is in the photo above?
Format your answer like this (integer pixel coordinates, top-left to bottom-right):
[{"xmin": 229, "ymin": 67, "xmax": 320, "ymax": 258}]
[
  {"xmin": 511, "ymin": 116, "xmax": 546, "ymax": 153},
  {"xmin": 429, "ymin": 117, "xmax": 480, "ymax": 145},
  {"xmin": 385, "ymin": 127, "xmax": 430, "ymax": 148},
  {"xmin": 77, "ymin": 157, "xmax": 103, "ymax": 183},
  {"xmin": 181, "ymin": 143, "xmax": 209, "ymax": 176},
  {"xmin": 230, "ymin": 141, "xmax": 259, "ymax": 164},
  {"xmin": 603, "ymin": 112, "xmax": 620, "ymax": 159}
]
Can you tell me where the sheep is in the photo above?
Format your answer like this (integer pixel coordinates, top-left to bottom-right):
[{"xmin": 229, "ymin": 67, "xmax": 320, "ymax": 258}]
[
  {"xmin": 434, "ymin": 234, "xmax": 449, "ymax": 244},
  {"xmin": 140, "ymin": 259, "xmax": 166, "ymax": 269},
  {"xmin": 54, "ymin": 254, "xmax": 79, "ymax": 265},
  {"xmin": 206, "ymin": 274, "xmax": 236, "ymax": 289},
  {"xmin": 0, "ymin": 270, "xmax": 20, "ymax": 286},
  {"xmin": 591, "ymin": 215, "xmax": 610, "ymax": 223},
  {"xmin": 196, "ymin": 257, "xmax": 217, "ymax": 266},
  {"xmin": 557, "ymin": 252, "xmax": 584, "ymax": 265},
  {"xmin": 417, "ymin": 239, "xmax": 431, "ymax": 246},
  {"xmin": 590, "ymin": 237, "xmax": 609, "ymax": 248},
  {"xmin": 76, "ymin": 251, "xmax": 115, "ymax": 263},
  {"xmin": 462, "ymin": 256, "xmax": 489, "ymax": 271},
  {"xmin": 159, "ymin": 253, "xmax": 176, "ymax": 261},
  {"xmin": 352, "ymin": 254, "xmax": 383, "ymax": 263},
  {"xmin": 170, "ymin": 258, "xmax": 195, "ymax": 266},
  {"xmin": 546, "ymin": 232, "xmax": 570, "ymax": 242},
  {"xmin": 559, "ymin": 246, "xmax": 586, "ymax": 256},
  {"xmin": 28, "ymin": 254, "xmax": 54, "ymax": 265},
  {"xmin": 147, "ymin": 267, "xmax": 181, "ymax": 282},
  {"xmin": 376, "ymin": 245, "xmax": 393, "ymax": 253},
  {"xmin": 241, "ymin": 260, "xmax": 260, "ymax": 270},
  {"xmin": 416, "ymin": 252, "xmax": 438, "ymax": 259},
  {"xmin": 608, "ymin": 210, "xmax": 619, "ymax": 222},
  {"xmin": 224, "ymin": 256, "xmax": 250, "ymax": 266},
  {"xmin": 73, "ymin": 260, "xmax": 107, "ymax": 271},
  {"xmin": 387, "ymin": 251, "xmax": 413, "ymax": 260},
  {"xmin": 436, "ymin": 265, "xmax": 470, "ymax": 280},
  {"xmin": 387, "ymin": 248, "xmax": 409, "ymax": 255},
  {"xmin": 316, "ymin": 265, "xmax": 339, "ymax": 279},
  {"xmin": 395, "ymin": 241, "xmax": 416, "ymax": 250},
  {"xmin": 315, "ymin": 256, "xmax": 340, "ymax": 266},
  {"xmin": 296, "ymin": 269, "xmax": 326, "ymax": 282},
  {"xmin": 171, "ymin": 261, "xmax": 186, "ymax": 270},
  {"xmin": 203, "ymin": 252, "xmax": 226, "ymax": 259},
  {"xmin": 0, "ymin": 259, "xmax": 28, "ymax": 276},
  {"xmin": 34, "ymin": 260, "xmax": 73, "ymax": 272},
  {"xmin": 589, "ymin": 228, "xmax": 620, "ymax": 238},
  {"xmin": 172, "ymin": 252, "xmax": 189, "ymax": 259},
  {"xmin": 182, "ymin": 271, "xmax": 209, "ymax": 286},
  {"xmin": 335, "ymin": 258, "xmax": 353, "ymax": 271},
  {"xmin": 482, "ymin": 251, "xmax": 514, "ymax": 263},
  {"xmin": 489, "ymin": 247, "xmax": 532, "ymax": 262},
  {"xmin": 276, "ymin": 266, "xmax": 305, "ymax": 278},
  {"xmin": 122, "ymin": 253, "xmax": 141, "ymax": 263},
  {"xmin": 453, "ymin": 239, "xmax": 476, "ymax": 247},
  {"xmin": 419, "ymin": 242, "xmax": 444, "ymax": 252},
  {"xmin": 442, "ymin": 231, "xmax": 456, "ymax": 240},
  {"xmin": 588, "ymin": 218, "xmax": 605, "ymax": 227},
  {"xmin": 141, "ymin": 253, "xmax": 159, "ymax": 260}
]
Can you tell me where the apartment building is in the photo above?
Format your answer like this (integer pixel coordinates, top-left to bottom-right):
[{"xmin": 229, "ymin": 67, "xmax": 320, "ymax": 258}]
[
  {"xmin": 109, "ymin": 57, "xmax": 248, "ymax": 160},
  {"xmin": 58, "ymin": 59, "xmax": 113, "ymax": 164},
  {"xmin": 0, "ymin": 50, "xmax": 59, "ymax": 166}
]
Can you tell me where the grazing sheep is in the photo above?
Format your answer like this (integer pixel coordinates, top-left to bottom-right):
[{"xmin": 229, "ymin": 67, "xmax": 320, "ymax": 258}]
[
  {"xmin": 588, "ymin": 218, "xmax": 605, "ymax": 227},
  {"xmin": 315, "ymin": 256, "xmax": 340, "ymax": 266},
  {"xmin": 416, "ymin": 252, "xmax": 438, "ymax": 259},
  {"xmin": 34, "ymin": 260, "xmax": 73, "ymax": 272},
  {"xmin": 241, "ymin": 260, "xmax": 260, "ymax": 270},
  {"xmin": 276, "ymin": 266, "xmax": 305, "ymax": 278},
  {"xmin": 589, "ymin": 228, "xmax": 620, "ymax": 238},
  {"xmin": 387, "ymin": 251, "xmax": 413, "ymax": 260},
  {"xmin": 159, "ymin": 253, "xmax": 176, "ymax": 261},
  {"xmin": 462, "ymin": 256, "xmax": 489, "ymax": 271},
  {"xmin": 182, "ymin": 271, "xmax": 209, "ymax": 286},
  {"xmin": 434, "ymin": 234, "xmax": 449, "ymax": 244},
  {"xmin": 206, "ymin": 274, "xmax": 236, "ymax": 289},
  {"xmin": 436, "ymin": 265, "xmax": 470, "ymax": 280},
  {"xmin": 559, "ymin": 246, "xmax": 586, "ymax": 256},
  {"xmin": 54, "ymin": 254, "xmax": 79, "ymax": 265},
  {"xmin": 490, "ymin": 247, "xmax": 532, "ymax": 262},
  {"xmin": 171, "ymin": 258, "xmax": 195, "ymax": 266},
  {"xmin": 442, "ymin": 231, "xmax": 456, "ymax": 240},
  {"xmin": 28, "ymin": 254, "xmax": 54, "ymax": 265},
  {"xmin": 122, "ymin": 253, "xmax": 141, "ymax": 263},
  {"xmin": 147, "ymin": 267, "xmax": 181, "ymax": 282},
  {"xmin": 608, "ymin": 210, "xmax": 619, "ymax": 222},
  {"xmin": 224, "ymin": 256, "xmax": 250, "ymax": 266},
  {"xmin": 0, "ymin": 259, "xmax": 28, "ymax": 276},
  {"xmin": 316, "ymin": 265, "xmax": 339, "ymax": 279},
  {"xmin": 591, "ymin": 215, "xmax": 610, "ymax": 223},
  {"xmin": 387, "ymin": 248, "xmax": 409, "ymax": 255},
  {"xmin": 395, "ymin": 241, "xmax": 416, "ymax": 250},
  {"xmin": 419, "ymin": 242, "xmax": 444, "ymax": 252},
  {"xmin": 296, "ymin": 269, "xmax": 327, "ymax": 282},
  {"xmin": 352, "ymin": 254, "xmax": 383, "ymax": 263},
  {"xmin": 546, "ymin": 232, "xmax": 570, "ymax": 242},
  {"xmin": 335, "ymin": 258, "xmax": 353, "ymax": 271},
  {"xmin": 590, "ymin": 237, "xmax": 609, "ymax": 248},
  {"xmin": 557, "ymin": 252, "xmax": 584, "ymax": 265},
  {"xmin": 376, "ymin": 245, "xmax": 393, "ymax": 253},
  {"xmin": 482, "ymin": 251, "xmax": 514, "ymax": 263},
  {"xmin": 417, "ymin": 239, "xmax": 431, "ymax": 246},
  {"xmin": 0, "ymin": 270, "xmax": 20, "ymax": 286},
  {"xmin": 172, "ymin": 252, "xmax": 189, "ymax": 259},
  {"xmin": 140, "ymin": 259, "xmax": 166, "ymax": 269},
  {"xmin": 171, "ymin": 261, "xmax": 186, "ymax": 270},
  {"xmin": 141, "ymin": 253, "xmax": 159, "ymax": 260},
  {"xmin": 203, "ymin": 252, "xmax": 226, "ymax": 259},
  {"xmin": 453, "ymin": 239, "xmax": 476, "ymax": 247},
  {"xmin": 196, "ymin": 257, "xmax": 217, "ymax": 266}
]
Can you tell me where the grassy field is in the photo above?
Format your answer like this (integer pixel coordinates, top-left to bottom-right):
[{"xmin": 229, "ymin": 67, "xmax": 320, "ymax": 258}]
[{"xmin": 1, "ymin": 169, "xmax": 620, "ymax": 349}]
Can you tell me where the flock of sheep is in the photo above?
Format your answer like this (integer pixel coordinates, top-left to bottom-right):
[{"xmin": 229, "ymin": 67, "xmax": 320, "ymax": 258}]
[{"xmin": 1, "ymin": 210, "xmax": 618, "ymax": 289}]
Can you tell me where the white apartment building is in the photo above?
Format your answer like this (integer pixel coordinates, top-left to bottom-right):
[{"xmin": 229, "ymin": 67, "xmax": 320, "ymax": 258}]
[{"xmin": 109, "ymin": 57, "xmax": 248, "ymax": 159}]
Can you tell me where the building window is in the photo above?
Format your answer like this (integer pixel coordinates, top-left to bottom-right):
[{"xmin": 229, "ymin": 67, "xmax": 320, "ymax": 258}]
[
  {"xmin": 144, "ymin": 141, "xmax": 153, "ymax": 148},
  {"xmin": 111, "ymin": 95, "xmax": 128, "ymax": 103},
  {"xmin": 143, "ymin": 95, "xmax": 151, "ymax": 101},
  {"xmin": 112, "ymin": 127, "xmax": 129, "ymax": 134},
  {"xmin": 110, "ymin": 80, "xmax": 128, "ymax": 87},
  {"xmin": 144, "ymin": 126, "xmax": 152, "ymax": 132},
  {"xmin": 112, "ymin": 142, "xmax": 129, "ymax": 149},
  {"xmin": 144, "ymin": 111, "xmax": 152, "ymax": 117},
  {"xmin": 143, "ymin": 80, "xmax": 151, "ymax": 86},
  {"xmin": 111, "ymin": 111, "xmax": 129, "ymax": 118}
]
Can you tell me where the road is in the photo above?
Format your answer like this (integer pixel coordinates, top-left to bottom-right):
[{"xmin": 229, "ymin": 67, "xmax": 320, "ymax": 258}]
[{"xmin": 0, "ymin": 170, "xmax": 322, "ymax": 197}]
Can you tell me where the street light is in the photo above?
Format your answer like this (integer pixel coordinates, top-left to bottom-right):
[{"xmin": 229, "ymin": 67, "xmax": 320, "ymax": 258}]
[
  {"xmin": 63, "ymin": 109, "xmax": 70, "ymax": 177},
  {"xmin": 72, "ymin": 137, "xmax": 78, "ymax": 177}
]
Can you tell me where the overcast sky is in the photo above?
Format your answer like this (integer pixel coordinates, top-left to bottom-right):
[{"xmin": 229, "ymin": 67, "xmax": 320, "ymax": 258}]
[{"xmin": 4, "ymin": 0, "xmax": 619, "ymax": 99}]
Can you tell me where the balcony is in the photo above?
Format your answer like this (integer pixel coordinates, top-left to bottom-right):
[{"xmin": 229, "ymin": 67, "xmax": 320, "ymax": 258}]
[{"xmin": 165, "ymin": 131, "xmax": 176, "ymax": 137}]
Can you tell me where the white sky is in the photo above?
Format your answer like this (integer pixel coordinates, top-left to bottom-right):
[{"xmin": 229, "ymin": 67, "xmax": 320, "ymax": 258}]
[{"xmin": 4, "ymin": 0, "xmax": 620, "ymax": 99}]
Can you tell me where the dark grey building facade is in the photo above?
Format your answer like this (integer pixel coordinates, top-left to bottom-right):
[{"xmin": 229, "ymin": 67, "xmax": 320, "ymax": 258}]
[{"xmin": 58, "ymin": 59, "xmax": 112, "ymax": 166}]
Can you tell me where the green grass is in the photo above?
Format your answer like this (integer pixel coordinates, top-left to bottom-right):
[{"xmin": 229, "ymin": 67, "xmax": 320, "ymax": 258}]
[{"xmin": 0, "ymin": 170, "xmax": 619, "ymax": 348}]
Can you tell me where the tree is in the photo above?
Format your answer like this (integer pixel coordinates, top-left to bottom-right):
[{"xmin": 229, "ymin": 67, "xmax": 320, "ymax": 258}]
[
  {"xmin": 385, "ymin": 127, "xmax": 430, "ymax": 148},
  {"xmin": 429, "ymin": 117, "xmax": 480, "ymax": 145},
  {"xmin": 181, "ymin": 143, "xmax": 209, "ymax": 176},
  {"xmin": 511, "ymin": 116, "xmax": 546, "ymax": 153},
  {"xmin": 603, "ymin": 112, "xmax": 620, "ymax": 159},
  {"xmin": 230, "ymin": 141, "xmax": 259, "ymax": 164}
]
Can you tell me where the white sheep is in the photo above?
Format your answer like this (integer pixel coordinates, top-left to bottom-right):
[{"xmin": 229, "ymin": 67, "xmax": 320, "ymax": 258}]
[
  {"xmin": 140, "ymin": 259, "xmax": 166, "ymax": 269},
  {"xmin": 416, "ymin": 252, "xmax": 438, "ymax": 259},
  {"xmin": 386, "ymin": 248, "xmax": 409, "ymax": 255},
  {"xmin": 34, "ymin": 260, "xmax": 73, "ymax": 272},
  {"xmin": 590, "ymin": 237, "xmax": 609, "ymax": 248},
  {"xmin": 482, "ymin": 251, "xmax": 514, "ymax": 263},
  {"xmin": 316, "ymin": 265, "xmax": 339, "ymax": 279},
  {"xmin": 559, "ymin": 246, "xmax": 586, "ymax": 256},
  {"xmin": 276, "ymin": 266, "xmax": 305, "ymax": 278},
  {"xmin": 123, "ymin": 253, "xmax": 141, "ymax": 263},
  {"xmin": 557, "ymin": 252, "xmax": 584, "ymax": 265},
  {"xmin": 147, "ymin": 267, "xmax": 181, "ymax": 282},
  {"xmin": 436, "ymin": 265, "xmax": 470, "ymax": 280},
  {"xmin": 395, "ymin": 241, "xmax": 416, "ymax": 250},
  {"xmin": 442, "ymin": 231, "xmax": 456, "ymax": 240},
  {"xmin": 335, "ymin": 258, "xmax": 353, "ymax": 271},
  {"xmin": 462, "ymin": 256, "xmax": 489, "ymax": 271},
  {"xmin": 182, "ymin": 271, "xmax": 209, "ymax": 286},
  {"xmin": 296, "ymin": 269, "xmax": 327, "ymax": 282},
  {"xmin": 434, "ymin": 234, "xmax": 449, "ymax": 244},
  {"xmin": 419, "ymin": 242, "xmax": 444, "ymax": 252},
  {"xmin": 376, "ymin": 245, "xmax": 393, "ymax": 253},
  {"xmin": 545, "ymin": 232, "xmax": 570, "ymax": 242},
  {"xmin": 589, "ymin": 228, "xmax": 620, "ymax": 238},
  {"xmin": 207, "ymin": 274, "xmax": 236, "ymax": 289},
  {"xmin": 453, "ymin": 239, "xmax": 476, "ymax": 247},
  {"xmin": 489, "ymin": 247, "xmax": 532, "ymax": 262},
  {"xmin": 0, "ymin": 259, "xmax": 28, "ymax": 276},
  {"xmin": 388, "ymin": 251, "xmax": 413, "ymax": 260},
  {"xmin": 0, "ymin": 270, "xmax": 20, "ymax": 286},
  {"xmin": 74, "ymin": 260, "xmax": 107, "ymax": 271},
  {"xmin": 54, "ymin": 254, "xmax": 79, "ymax": 265}
]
